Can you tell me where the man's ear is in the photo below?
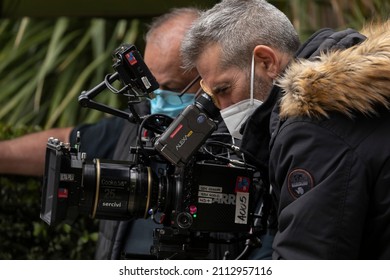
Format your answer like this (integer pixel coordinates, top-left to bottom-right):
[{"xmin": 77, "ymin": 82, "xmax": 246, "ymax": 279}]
[{"xmin": 253, "ymin": 45, "xmax": 280, "ymax": 79}]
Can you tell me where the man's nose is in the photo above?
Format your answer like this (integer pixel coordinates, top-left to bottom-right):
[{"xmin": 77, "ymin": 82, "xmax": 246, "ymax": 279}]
[{"xmin": 217, "ymin": 98, "xmax": 232, "ymax": 110}]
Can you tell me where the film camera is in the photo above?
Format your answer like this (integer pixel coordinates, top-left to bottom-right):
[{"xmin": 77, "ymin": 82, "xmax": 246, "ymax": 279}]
[{"xmin": 40, "ymin": 44, "xmax": 264, "ymax": 259}]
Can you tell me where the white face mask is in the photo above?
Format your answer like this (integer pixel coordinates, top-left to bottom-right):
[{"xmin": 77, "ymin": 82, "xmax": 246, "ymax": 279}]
[{"xmin": 220, "ymin": 53, "xmax": 263, "ymax": 139}]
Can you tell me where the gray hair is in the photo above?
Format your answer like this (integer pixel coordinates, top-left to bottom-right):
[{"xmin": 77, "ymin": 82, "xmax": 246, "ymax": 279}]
[{"xmin": 181, "ymin": 0, "xmax": 300, "ymax": 70}]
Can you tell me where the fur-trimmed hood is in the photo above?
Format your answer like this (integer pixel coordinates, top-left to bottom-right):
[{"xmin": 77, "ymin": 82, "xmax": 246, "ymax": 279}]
[{"xmin": 278, "ymin": 20, "xmax": 390, "ymax": 119}]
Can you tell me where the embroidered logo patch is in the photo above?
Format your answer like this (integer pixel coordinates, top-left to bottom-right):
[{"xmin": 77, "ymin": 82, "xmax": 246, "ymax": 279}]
[{"xmin": 287, "ymin": 169, "xmax": 314, "ymax": 199}]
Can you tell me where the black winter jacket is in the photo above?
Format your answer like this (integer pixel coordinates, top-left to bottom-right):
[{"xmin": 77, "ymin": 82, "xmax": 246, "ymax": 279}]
[{"xmin": 240, "ymin": 24, "xmax": 390, "ymax": 259}]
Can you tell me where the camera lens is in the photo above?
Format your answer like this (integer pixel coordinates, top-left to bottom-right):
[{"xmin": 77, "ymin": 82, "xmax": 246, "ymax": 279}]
[{"xmin": 80, "ymin": 160, "xmax": 159, "ymax": 220}]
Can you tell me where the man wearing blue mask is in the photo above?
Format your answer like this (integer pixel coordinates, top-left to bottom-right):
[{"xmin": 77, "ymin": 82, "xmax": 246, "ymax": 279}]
[
  {"xmin": 90, "ymin": 7, "xmax": 203, "ymax": 260},
  {"xmin": 145, "ymin": 10, "xmax": 200, "ymax": 119}
]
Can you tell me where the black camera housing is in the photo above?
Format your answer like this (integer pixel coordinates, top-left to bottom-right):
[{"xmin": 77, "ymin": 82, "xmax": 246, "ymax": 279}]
[
  {"xmin": 174, "ymin": 161, "xmax": 255, "ymax": 232},
  {"xmin": 40, "ymin": 136, "xmax": 256, "ymax": 233},
  {"xmin": 40, "ymin": 43, "xmax": 261, "ymax": 259}
]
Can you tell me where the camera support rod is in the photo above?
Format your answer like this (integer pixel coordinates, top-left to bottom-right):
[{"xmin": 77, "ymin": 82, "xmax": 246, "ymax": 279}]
[{"xmin": 78, "ymin": 72, "xmax": 140, "ymax": 124}]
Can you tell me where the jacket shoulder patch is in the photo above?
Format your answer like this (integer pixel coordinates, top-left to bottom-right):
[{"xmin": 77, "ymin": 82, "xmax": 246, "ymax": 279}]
[{"xmin": 287, "ymin": 168, "xmax": 314, "ymax": 199}]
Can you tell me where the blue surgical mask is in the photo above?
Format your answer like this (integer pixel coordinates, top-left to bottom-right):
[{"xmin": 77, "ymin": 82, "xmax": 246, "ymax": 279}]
[{"xmin": 150, "ymin": 89, "xmax": 195, "ymax": 118}]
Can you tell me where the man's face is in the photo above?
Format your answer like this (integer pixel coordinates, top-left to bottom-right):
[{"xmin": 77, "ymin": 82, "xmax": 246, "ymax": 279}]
[
  {"xmin": 196, "ymin": 44, "xmax": 272, "ymax": 110},
  {"xmin": 144, "ymin": 34, "xmax": 199, "ymax": 94}
]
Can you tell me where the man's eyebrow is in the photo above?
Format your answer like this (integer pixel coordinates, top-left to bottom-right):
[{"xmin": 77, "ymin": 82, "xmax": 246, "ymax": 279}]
[{"xmin": 211, "ymin": 83, "xmax": 230, "ymax": 93}]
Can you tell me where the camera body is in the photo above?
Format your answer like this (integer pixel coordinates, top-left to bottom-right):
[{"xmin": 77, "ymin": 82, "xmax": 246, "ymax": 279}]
[
  {"xmin": 172, "ymin": 160, "xmax": 255, "ymax": 232},
  {"xmin": 40, "ymin": 132, "xmax": 257, "ymax": 258},
  {"xmin": 41, "ymin": 137, "xmax": 256, "ymax": 229},
  {"xmin": 40, "ymin": 43, "xmax": 261, "ymax": 259}
]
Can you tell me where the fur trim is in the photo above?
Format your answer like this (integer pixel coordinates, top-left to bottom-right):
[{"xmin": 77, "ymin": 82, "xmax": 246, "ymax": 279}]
[{"xmin": 278, "ymin": 20, "xmax": 390, "ymax": 119}]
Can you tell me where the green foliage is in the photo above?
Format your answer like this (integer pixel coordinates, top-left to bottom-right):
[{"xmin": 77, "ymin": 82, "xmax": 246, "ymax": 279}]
[
  {"xmin": 0, "ymin": 123, "xmax": 98, "ymax": 259},
  {"xmin": 0, "ymin": 175, "xmax": 98, "ymax": 259},
  {"xmin": 0, "ymin": 17, "xmax": 142, "ymax": 129},
  {"xmin": 272, "ymin": 0, "xmax": 390, "ymax": 40}
]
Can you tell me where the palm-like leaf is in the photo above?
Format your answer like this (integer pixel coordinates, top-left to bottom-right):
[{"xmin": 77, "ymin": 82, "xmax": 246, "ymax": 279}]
[{"xmin": 0, "ymin": 17, "xmax": 140, "ymax": 128}]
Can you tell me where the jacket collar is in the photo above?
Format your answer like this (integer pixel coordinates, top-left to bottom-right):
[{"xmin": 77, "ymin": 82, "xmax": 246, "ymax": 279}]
[{"xmin": 279, "ymin": 21, "xmax": 390, "ymax": 119}]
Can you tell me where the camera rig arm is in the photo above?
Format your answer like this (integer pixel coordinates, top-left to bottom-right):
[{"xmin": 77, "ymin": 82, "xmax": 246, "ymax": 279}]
[{"xmin": 78, "ymin": 72, "xmax": 141, "ymax": 124}]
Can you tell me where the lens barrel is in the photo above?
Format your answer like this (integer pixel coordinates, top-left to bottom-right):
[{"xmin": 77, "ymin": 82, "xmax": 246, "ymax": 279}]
[{"xmin": 80, "ymin": 160, "xmax": 158, "ymax": 220}]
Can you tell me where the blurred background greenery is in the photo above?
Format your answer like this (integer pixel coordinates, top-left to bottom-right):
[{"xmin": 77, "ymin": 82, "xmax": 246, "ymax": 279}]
[{"xmin": 0, "ymin": 0, "xmax": 389, "ymax": 259}]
